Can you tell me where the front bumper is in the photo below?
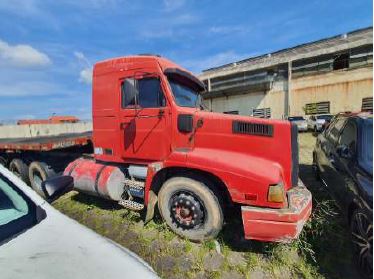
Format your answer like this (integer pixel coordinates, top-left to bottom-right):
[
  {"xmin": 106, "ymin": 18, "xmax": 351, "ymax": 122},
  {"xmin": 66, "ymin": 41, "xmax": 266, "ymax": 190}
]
[{"xmin": 241, "ymin": 180, "xmax": 312, "ymax": 242}]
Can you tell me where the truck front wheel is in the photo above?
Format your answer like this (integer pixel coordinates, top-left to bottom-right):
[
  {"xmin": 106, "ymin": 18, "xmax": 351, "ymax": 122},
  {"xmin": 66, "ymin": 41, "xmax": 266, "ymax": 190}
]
[{"xmin": 158, "ymin": 176, "xmax": 223, "ymax": 242}]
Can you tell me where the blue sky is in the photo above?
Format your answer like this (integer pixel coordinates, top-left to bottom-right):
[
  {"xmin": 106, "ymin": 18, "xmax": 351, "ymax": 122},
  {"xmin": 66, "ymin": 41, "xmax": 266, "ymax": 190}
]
[{"xmin": 0, "ymin": 0, "xmax": 372, "ymax": 121}]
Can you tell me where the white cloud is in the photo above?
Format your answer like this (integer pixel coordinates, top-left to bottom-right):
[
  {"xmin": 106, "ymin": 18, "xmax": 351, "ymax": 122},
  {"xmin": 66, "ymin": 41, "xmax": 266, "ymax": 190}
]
[
  {"xmin": 181, "ymin": 51, "xmax": 254, "ymax": 74},
  {"xmin": 74, "ymin": 51, "xmax": 93, "ymax": 84},
  {"xmin": 209, "ymin": 25, "xmax": 249, "ymax": 35},
  {"xmin": 79, "ymin": 67, "xmax": 93, "ymax": 84},
  {"xmin": 163, "ymin": 0, "xmax": 185, "ymax": 11},
  {"xmin": 0, "ymin": 39, "xmax": 51, "ymax": 68}
]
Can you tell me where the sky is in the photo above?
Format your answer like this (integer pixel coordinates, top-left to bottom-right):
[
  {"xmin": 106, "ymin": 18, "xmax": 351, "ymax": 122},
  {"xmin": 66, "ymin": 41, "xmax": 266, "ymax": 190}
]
[{"xmin": 0, "ymin": 0, "xmax": 372, "ymax": 121}]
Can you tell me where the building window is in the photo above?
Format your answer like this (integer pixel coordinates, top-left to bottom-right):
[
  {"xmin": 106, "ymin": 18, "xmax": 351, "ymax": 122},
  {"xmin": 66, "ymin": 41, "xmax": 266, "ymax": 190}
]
[
  {"xmin": 305, "ymin": 101, "xmax": 330, "ymax": 115},
  {"xmin": 252, "ymin": 108, "xmax": 271, "ymax": 118},
  {"xmin": 362, "ymin": 97, "xmax": 373, "ymax": 112},
  {"xmin": 333, "ymin": 53, "xmax": 350, "ymax": 70},
  {"xmin": 223, "ymin": 110, "xmax": 239, "ymax": 115}
]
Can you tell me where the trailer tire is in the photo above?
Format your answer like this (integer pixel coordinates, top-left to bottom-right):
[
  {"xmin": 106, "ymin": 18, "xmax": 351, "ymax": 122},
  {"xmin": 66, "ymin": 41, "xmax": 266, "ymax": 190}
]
[
  {"xmin": 29, "ymin": 161, "xmax": 56, "ymax": 198},
  {"xmin": 0, "ymin": 156, "xmax": 7, "ymax": 167},
  {"xmin": 158, "ymin": 176, "xmax": 223, "ymax": 242},
  {"xmin": 9, "ymin": 159, "xmax": 29, "ymax": 184}
]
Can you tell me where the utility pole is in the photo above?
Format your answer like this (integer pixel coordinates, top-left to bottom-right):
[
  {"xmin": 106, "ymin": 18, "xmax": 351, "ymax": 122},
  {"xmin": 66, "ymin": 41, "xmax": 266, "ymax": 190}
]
[{"xmin": 287, "ymin": 60, "xmax": 292, "ymax": 117}]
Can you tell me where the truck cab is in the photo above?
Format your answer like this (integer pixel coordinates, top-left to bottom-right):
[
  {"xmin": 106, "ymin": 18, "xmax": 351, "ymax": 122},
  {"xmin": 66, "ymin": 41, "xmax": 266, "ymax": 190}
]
[{"xmin": 65, "ymin": 55, "xmax": 312, "ymax": 242}]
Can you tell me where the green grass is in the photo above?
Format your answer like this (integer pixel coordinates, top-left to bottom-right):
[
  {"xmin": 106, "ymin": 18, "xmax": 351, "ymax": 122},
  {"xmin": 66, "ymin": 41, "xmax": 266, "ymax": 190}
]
[{"xmin": 53, "ymin": 133, "xmax": 360, "ymax": 279}]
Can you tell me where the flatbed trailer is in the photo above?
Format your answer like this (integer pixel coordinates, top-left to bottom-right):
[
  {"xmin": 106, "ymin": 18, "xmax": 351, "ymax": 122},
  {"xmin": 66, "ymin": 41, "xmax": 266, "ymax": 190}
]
[
  {"xmin": 0, "ymin": 124, "xmax": 92, "ymax": 195},
  {"xmin": 0, "ymin": 131, "xmax": 92, "ymax": 151}
]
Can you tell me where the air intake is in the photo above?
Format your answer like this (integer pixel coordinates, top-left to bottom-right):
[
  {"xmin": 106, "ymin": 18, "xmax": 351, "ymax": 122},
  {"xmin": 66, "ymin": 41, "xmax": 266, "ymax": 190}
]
[{"xmin": 232, "ymin": 121, "xmax": 273, "ymax": 137}]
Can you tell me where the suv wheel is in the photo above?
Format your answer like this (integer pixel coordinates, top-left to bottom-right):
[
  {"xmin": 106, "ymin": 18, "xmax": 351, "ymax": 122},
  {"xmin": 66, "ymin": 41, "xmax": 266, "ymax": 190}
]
[{"xmin": 350, "ymin": 208, "xmax": 373, "ymax": 278}]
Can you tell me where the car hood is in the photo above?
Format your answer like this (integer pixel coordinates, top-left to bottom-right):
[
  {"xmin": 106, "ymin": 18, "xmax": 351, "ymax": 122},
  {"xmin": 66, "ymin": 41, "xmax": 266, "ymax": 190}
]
[
  {"xmin": 316, "ymin": 119, "xmax": 326, "ymax": 124},
  {"xmin": 0, "ymin": 167, "xmax": 158, "ymax": 279}
]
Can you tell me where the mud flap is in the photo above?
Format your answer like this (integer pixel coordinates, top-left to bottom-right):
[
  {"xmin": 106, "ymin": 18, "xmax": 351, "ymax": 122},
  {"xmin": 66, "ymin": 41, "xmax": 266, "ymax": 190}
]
[{"xmin": 144, "ymin": 190, "xmax": 158, "ymax": 223}]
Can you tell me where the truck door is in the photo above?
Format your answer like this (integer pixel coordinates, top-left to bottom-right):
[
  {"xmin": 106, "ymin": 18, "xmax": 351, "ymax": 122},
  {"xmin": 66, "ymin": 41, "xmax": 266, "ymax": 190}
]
[{"xmin": 119, "ymin": 75, "xmax": 171, "ymax": 162}]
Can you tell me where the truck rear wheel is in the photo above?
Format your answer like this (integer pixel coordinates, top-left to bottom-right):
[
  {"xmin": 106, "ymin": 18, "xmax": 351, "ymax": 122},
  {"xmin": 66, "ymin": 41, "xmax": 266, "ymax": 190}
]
[
  {"xmin": 158, "ymin": 176, "xmax": 223, "ymax": 242},
  {"xmin": 9, "ymin": 159, "xmax": 29, "ymax": 184},
  {"xmin": 29, "ymin": 161, "xmax": 56, "ymax": 198}
]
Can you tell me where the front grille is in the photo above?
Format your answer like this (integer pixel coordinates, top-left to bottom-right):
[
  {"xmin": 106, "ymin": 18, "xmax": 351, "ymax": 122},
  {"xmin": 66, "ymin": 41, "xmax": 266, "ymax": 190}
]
[
  {"xmin": 291, "ymin": 123, "xmax": 299, "ymax": 186},
  {"xmin": 232, "ymin": 121, "xmax": 273, "ymax": 137}
]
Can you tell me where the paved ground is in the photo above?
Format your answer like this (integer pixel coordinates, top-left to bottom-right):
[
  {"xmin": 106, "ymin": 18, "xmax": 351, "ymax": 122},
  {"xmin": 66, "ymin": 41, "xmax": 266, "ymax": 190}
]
[{"xmin": 53, "ymin": 133, "xmax": 361, "ymax": 279}]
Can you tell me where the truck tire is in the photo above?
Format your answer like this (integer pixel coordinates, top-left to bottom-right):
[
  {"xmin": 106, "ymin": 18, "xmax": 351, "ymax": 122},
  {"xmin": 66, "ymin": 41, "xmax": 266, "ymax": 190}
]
[
  {"xmin": 158, "ymin": 176, "xmax": 223, "ymax": 242},
  {"xmin": 29, "ymin": 161, "xmax": 56, "ymax": 198},
  {"xmin": 9, "ymin": 159, "xmax": 29, "ymax": 184}
]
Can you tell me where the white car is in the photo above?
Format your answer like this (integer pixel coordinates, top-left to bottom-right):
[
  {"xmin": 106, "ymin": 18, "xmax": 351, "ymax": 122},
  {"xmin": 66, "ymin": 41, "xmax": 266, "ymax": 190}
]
[
  {"xmin": 307, "ymin": 114, "xmax": 333, "ymax": 132},
  {"xmin": 0, "ymin": 165, "xmax": 158, "ymax": 279},
  {"xmin": 287, "ymin": 116, "xmax": 308, "ymax": 132}
]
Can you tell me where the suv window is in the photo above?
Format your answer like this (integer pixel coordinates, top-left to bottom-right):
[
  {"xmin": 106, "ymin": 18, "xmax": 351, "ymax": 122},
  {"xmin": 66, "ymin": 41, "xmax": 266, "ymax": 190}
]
[
  {"xmin": 121, "ymin": 77, "xmax": 165, "ymax": 109},
  {"xmin": 327, "ymin": 118, "xmax": 346, "ymax": 143},
  {"xmin": 0, "ymin": 174, "xmax": 38, "ymax": 243},
  {"xmin": 338, "ymin": 121, "xmax": 357, "ymax": 153}
]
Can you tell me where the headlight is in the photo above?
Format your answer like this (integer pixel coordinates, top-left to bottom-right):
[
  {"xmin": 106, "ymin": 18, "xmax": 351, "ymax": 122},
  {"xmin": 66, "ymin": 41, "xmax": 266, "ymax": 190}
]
[{"xmin": 267, "ymin": 183, "xmax": 285, "ymax": 203}]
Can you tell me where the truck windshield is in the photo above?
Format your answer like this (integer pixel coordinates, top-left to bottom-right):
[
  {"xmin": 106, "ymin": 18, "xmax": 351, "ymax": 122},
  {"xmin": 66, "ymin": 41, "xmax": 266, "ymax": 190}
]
[{"xmin": 168, "ymin": 80, "xmax": 202, "ymax": 108}]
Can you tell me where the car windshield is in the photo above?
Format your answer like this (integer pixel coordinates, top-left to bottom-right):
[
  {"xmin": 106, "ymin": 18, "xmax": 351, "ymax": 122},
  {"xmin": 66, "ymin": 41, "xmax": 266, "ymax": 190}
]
[
  {"xmin": 0, "ymin": 173, "xmax": 37, "ymax": 243},
  {"xmin": 168, "ymin": 79, "xmax": 202, "ymax": 108},
  {"xmin": 317, "ymin": 115, "xmax": 332, "ymax": 120},
  {"xmin": 359, "ymin": 119, "xmax": 373, "ymax": 175},
  {"xmin": 288, "ymin": 117, "xmax": 305, "ymax": 121}
]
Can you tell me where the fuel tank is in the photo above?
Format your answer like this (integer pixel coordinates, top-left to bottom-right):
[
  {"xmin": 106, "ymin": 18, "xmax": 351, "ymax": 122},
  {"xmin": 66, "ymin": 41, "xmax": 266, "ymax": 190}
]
[{"xmin": 64, "ymin": 158, "xmax": 125, "ymax": 201}]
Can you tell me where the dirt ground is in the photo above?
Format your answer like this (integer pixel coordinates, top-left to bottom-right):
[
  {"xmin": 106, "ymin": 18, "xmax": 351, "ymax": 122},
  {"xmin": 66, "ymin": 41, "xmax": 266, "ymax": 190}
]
[{"xmin": 53, "ymin": 133, "xmax": 361, "ymax": 279}]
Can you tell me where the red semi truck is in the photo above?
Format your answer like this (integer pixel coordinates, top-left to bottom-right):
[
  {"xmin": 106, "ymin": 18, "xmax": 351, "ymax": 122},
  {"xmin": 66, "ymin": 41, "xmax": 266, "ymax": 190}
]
[{"xmin": 61, "ymin": 54, "xmax": 312, "ymax": 242}]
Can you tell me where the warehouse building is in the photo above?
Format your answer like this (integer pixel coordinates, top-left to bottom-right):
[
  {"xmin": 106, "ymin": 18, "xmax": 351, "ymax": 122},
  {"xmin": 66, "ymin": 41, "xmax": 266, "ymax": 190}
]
[{"xmin": 199, "ymin": 27, "xmax": 373, "ymax": 119}]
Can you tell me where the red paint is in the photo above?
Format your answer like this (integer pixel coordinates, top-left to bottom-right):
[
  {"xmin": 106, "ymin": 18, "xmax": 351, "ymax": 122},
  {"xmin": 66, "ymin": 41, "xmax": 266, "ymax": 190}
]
[
  {"xmin": 72, "ymin": 55, "xmax": 311, "ymax": 242},
  {"xmin": 241, "ymin": 185, "xmax": 312, "ymax": 242}
]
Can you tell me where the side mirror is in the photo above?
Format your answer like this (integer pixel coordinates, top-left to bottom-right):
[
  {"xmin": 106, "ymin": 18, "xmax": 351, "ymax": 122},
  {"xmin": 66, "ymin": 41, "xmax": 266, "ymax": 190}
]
[
  {"xmin": 178, "ymin": 114, "xmax": 193, "ymax": 133},
  {"xmin": 336, "ymin": 145, "xmax": 352, "ymax": 159},
  {"xmin": 41, "ymin": 175, "xmax": 74, "ymax": 203}
]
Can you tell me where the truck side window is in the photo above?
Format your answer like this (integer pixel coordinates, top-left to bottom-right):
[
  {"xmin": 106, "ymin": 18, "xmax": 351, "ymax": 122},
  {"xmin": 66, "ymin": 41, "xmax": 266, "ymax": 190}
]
[
  {"xmin": 121, "ymin": 78, "xmax": 137, "ymax": 108},
  {"xmin": 121, "ymin": 77, "xmax": 165, "ymax": 109},
  {"xmin": 138, "ymin": 78, "xmax": 165, "ymax": 108}
]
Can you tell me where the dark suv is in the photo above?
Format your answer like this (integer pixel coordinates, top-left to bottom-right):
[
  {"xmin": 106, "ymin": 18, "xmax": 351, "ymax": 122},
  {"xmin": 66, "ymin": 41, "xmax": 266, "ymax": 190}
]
[{"xmin": 313, "ymin": 112, "xmax": 373, "ymax": 278}]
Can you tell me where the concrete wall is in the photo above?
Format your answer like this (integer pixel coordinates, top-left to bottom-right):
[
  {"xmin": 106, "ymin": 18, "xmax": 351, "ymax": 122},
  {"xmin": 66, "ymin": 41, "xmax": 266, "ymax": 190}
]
[
  {"xmin": 291, "ymin": 67, "xmax": 373, "ymax": 116},
  {"xmin": 206, "ymin": 79, "xmax": 287, "ymax": 119},
  {"xmin": 0, "ymin": 122, "xmax": 92, "ymax": 139},
  {"xmin": 205, "ymin": 66, "xmax": 372, "ymax": 119}
]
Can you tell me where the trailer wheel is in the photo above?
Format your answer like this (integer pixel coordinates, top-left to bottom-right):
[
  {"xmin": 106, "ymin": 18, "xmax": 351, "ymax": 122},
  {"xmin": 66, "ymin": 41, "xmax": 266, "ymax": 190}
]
[
  {"xmin": 0, "ymin": 156, "xmax": 7, "ymax": 167},
  {"xmin": 9, "ymin": 159, "xmax": 29, "ymax": 184},
  {"xmin": 158, "ymin": 176, "xmax": 223, "ymax": 242},
  {"xmin": 29, "ymin": 161, "xmax": 56, "ymax": 198}
]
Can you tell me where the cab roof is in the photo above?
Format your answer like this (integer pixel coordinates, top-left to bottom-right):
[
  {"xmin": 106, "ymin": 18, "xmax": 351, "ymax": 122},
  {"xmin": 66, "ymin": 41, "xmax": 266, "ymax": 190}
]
[
  {"xmin": 94, "ymin": 55, "xmax": 205, "ymax": 90},
  {"xmin": 94, "ymin": 55, "xmax": 187, "ymax": 75}
]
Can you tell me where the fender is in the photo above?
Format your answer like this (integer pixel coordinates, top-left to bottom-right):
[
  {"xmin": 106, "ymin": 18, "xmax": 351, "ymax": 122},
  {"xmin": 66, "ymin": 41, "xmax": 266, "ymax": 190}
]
[{"xmin": 143, "ymin": 148, "xmax": 285, "ymax": 222}]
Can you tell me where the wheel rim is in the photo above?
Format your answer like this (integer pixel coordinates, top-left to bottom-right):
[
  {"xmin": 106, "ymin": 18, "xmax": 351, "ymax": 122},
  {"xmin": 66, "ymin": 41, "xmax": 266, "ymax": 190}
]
[
  {"xmin": 351, "ymin": 212, "xmax": 373, "ymax": 276},
  {"xmin": 169, "ymin": 191, "xmax": 205, "ymax": 230}
]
